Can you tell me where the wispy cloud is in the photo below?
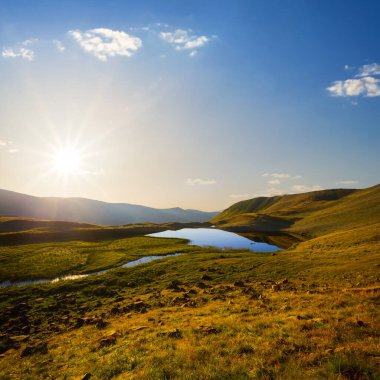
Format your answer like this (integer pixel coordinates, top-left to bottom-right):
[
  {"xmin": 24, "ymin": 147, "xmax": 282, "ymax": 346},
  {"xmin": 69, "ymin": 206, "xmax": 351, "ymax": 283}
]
[
  {"xmin": 2, "ymin": 39, "xmax": 37, "ymax": 61},
  {"xmin": 357, "ymin": 63, "xmax": 380, "ymax": 77},
  {"xmin": 69, "ymin": 28, "xmax": 142, "ymax": 61},
  {"xmin": 229, "ymin": 193, "xmax": 251, "ymax": 199},
  {"xmin": 327, "ymin": 63, "xmax": 380, "ymax": 97},
  {"xmin": 22, "ymin": 38, "xmax": 38, "ymax": 46},
  {"xmin": 337, "ymin": 180, "xmax": 359, "ymax": 185},
  {"xmin": 229, "ymin": 187, "xmax": 284, "ymax": 199},
  {"xmin": 186, "ymin": 178, "xmax": 216, "ymax": 186},
  {"xmin": 2, "ymin": 47, "xmax": 34, "ymax": 61},
  {"xmin": 53, "ymin": 40, "xmax": 65, "ymax": 52},
  {"xmin": 292, "ymin": 184, "xmax": 323, "ymax": 193},
  {"xmin": 263, "ymin": 173, "xmax": 301, "ymax": 179},
  {"xmin": 160, "ymin": 28, "xmax": 213, "ymax": 56},
  {"xmin": 263, "ymin": 172, "xmax": 301, "ymax": 185},
  {"xmin": 0, "ymin": 140, "xmax": 19, "ymax": 153}
]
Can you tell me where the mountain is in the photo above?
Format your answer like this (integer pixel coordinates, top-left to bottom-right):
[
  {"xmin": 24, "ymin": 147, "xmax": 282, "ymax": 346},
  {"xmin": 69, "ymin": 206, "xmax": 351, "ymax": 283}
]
[
  {"xmin": 0, "ymin": 189, "xmax": 218, "ymax": 225},
  {"xmin": 212, "ymin": 184, "xmax": 380, "ymax": 237}
]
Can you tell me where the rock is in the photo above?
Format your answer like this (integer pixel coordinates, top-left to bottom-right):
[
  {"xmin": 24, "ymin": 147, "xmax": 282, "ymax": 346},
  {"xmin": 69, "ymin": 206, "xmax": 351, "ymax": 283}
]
[
  {"xmin": 99, "ymin": 336, "xmax": 116, "ymax": 348},
  {"xmin": 199, "ymin": 326, "xmax": 218, "ymax": 335},
  {"xmin": 166, "ymin": 280, "xmax": 182, "ymax": 291},
  {"xmin": 93, "ymin": 285, "xmax": 109, "ymax": 296},
  {"xmin": 197, "ymin": 282, "xmax": 208, "ymax": 289},
  {"xmin": 234, "ymin": 281, "xmax": 245, "ymax": 287},
  {"xmin": 20, "ymin": 342, "xmax": 48, "ymax": 357},
  {"xmin": 75, "ymin": 318, "xmax": 85, "ymax": 328},
  {"xmin": 10, "ymin": 335, "xmax": 29, "ymax": 343},
  {"xmin": 356, "ymin": 320, "xmax": 366, "ymax": 327},
  {"xmin": 81, "ymin": 374, "xmax": 92, "ymax": 380},
  {"xmin": 96, "ymin": 319, "xmax": 108, "ymax": 329},
  {"xmin": 201, "ymin": 274, "xmax": 212, "ymax": 281},
  {"xmin": 271, "ymin": 284, "xmax": 280, "ymax": 291},
  {"xmin": 157, "ymin": 329, "xmax": 182, "ymax": 338},
  {"xmin": 110, "ymin": 306, "xmax": 120, "ymax": 315}
]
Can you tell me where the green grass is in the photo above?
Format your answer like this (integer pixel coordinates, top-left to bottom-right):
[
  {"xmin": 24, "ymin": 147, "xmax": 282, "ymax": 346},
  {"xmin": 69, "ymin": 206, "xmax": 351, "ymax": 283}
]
[
  {"xmin": 0, "ymin": 236, "xmax": 198, "ymax": 282},
  {"xmin": 0, "ymin": 233, "xmax": 378, "ymax": 379},
  {"xmin": 0, "ymin": 185, "xmax": 379, "ymax": 379},
  {"xmin": 212, "ymin": 184, "xmax": 380, "ymax": 238}
]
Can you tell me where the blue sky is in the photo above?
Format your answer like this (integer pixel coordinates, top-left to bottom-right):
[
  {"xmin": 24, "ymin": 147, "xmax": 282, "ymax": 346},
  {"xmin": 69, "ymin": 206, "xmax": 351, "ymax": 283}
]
[{"xmin": 0, "ymin": 0, "xmax": 379, "ymax": 210}]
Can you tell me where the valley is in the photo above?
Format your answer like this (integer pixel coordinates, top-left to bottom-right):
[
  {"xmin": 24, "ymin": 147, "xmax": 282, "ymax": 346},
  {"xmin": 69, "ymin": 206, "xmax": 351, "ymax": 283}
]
[{"xmin": 0, "ymin": 186, "xmax": 379, "ymax": 379}]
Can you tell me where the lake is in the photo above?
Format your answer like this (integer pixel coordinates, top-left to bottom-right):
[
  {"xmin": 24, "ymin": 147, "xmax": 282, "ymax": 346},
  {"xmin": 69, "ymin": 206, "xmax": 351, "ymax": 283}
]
[{"xmin": 148, "ymin": 228, "xmax": 281, "ymax": 252}]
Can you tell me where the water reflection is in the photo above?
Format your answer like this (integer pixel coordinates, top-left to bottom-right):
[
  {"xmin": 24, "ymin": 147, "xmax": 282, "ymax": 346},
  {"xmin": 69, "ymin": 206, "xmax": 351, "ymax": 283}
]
[{"xmin": 148, "ymin": 228, "xmax": 281, "ymax": 252}]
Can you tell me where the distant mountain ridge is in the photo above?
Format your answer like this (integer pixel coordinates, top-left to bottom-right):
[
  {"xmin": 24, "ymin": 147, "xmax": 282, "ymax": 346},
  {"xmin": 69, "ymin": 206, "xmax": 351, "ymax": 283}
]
[{"xmin": 0, "ymin": 189, "xmax": 218, "ymax": 225}]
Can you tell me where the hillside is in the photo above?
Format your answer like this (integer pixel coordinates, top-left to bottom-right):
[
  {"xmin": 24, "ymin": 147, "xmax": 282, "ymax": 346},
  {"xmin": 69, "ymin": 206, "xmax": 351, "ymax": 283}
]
[
  {"xmin": 212, "ymin": 184, "xmax": 380, "ymax": 237},
  {"xmin": 0, "ymin": 189, "xmax": 218, "ymax": 225}
]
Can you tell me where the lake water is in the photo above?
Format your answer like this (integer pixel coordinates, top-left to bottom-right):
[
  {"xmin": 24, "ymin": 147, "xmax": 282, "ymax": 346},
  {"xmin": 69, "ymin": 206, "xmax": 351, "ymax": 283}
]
[
  {"xmin": 148, "ymin": 228, "xmax": 281, "ymax": 252},
  {"xmin": 0, "ymin": 252, "xmax": 182, "ymax": 288}
]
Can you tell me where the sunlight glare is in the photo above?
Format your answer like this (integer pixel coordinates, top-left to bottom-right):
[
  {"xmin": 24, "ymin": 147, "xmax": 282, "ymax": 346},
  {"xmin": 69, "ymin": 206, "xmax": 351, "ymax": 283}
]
[{"xmin": 53, "ymin": 148, "xmax": 81, "ymax": 174}]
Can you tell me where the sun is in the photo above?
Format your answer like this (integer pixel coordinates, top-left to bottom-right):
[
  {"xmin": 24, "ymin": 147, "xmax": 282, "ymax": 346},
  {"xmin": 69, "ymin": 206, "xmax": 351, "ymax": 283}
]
[{"xmin": 53, "ymin": 148, "xmax": 81, "ymax": 174}]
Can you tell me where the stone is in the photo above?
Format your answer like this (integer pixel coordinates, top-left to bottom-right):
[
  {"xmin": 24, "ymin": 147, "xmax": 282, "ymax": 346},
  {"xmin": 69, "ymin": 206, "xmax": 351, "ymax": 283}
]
[
  {"xmin": 75, "ymin": 318, "xmax": 85, "ymax": 328},
  {"xmin": 20, "ymin": 342, "xmax": 48, "ymax": 357},
  {"xmin": 96, "ymin": 319, "xmax": 108, "ymax": 329},
  {"xmin": 201, "ymin": 274, "xmax": 212, "ymax": 281},
  {"xmin": 200, "ymin": 326, "xmax": 218, "ymax": 335},
  {"xmin": 81, "ymin": 374, "xmax": 92, "ymax": 380},
  {"xmin": 93, "ymin": 286, "xmax": 109, "ymax": 296},
  {"xmin": 234, "ymin": 281, "xmax": 245, "ymax": 287},
  {"xmin": 157, "ymin": 328, "xmax": 182, "ymax": 338},
  {"xmin": 99, "ymin": 336, "xmax": 116, "ymax": 348}
]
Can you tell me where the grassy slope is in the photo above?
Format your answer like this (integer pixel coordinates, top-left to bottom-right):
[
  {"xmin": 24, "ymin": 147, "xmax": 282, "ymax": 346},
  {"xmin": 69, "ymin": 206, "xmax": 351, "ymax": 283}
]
[
  {"xmin": 211, "ymin": 185, "xmax": 380, "ymax": 237},
  {"xmin": 0, "ymin": 237, "xmax": 378, "ymax": 379},
  {"xmin": 0, "ymin": 217, "xmax": 210, "ymax": 246},
  {"xmin": 0, "ymin": 186, "xmax": 379, "ymax": 379}
]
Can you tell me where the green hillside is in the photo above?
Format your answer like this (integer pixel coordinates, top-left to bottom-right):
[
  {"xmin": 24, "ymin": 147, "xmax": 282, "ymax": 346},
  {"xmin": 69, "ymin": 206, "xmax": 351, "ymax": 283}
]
[{"xmin": 212, "ymin": 184, "xmax": 380, "ymax": 238}]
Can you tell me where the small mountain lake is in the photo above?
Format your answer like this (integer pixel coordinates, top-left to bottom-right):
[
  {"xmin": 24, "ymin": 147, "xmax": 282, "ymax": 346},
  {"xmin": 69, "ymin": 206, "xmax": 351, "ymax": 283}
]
[
  {"xmin": 0, "ymin": 229, "xmax": 280, "ymax": 288},
  {"xmin": 148, "ymin": 228, "xmax": 282, "ymax": 252}
]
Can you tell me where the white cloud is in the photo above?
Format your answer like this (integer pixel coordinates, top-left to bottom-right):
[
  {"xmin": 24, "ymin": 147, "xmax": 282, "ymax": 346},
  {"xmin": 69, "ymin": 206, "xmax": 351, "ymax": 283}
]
[
  {"xmin": 229, "ymin": 194, "xmax": 251, "ymax": 199},
  {"xmin": 337, "ymin": 180, "xmax": 359, "ymax": 185},
  {"xmin": 22, "ymin": 38, "xmax": 38, "ymax": 46},
  {"xmin": 327, "ymin": 63, "xmax": 380, "ymax": 98},
  {"xmin": 53, "ymin": 40, "xmax": 65, "ymax": 52},
  {"xmin": 2, "ymin": 47, "xmax": 34, "ymax": 61},
  {"xmin": 0, "ymin": 140, "xmax": 19, "ymax": 153},
  {"xmin": 189, "ymin": 50, "xmax": 198, "ymax": 58},
  {"xmin": 357, "ymin": 63, "xmax": 380, "ymax": 77},
  {"xmin": 268, "ymin": 179, "xmax": 281, "ymax": 185},
  {"xmin": 69, "ymin": 28, "xmax": 142, "ymax": 61},
  {"xmin": 292, "ymin": 185, "xmax": 323, "ymax": 193},
  {"xmin": 160, "ymin": 29, "xmax": 211, "ymax": 54},
  {"xmin": 263, "ymin": 173, "xmax": 301, "ymax": 180},
  {"xmin": 186, "ymin": 178, "xmax": 216, "ymax": 186},
  {"xmin": 327, "ymin": 76, "xmax": 380, "ymax": 97},
  {"xmin": 265, "ymin": 188, "xmax": 284, "ymax": 196}
]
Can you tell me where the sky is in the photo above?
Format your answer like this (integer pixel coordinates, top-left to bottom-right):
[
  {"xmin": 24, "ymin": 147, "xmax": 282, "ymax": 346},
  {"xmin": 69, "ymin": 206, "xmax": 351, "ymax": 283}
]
[{"xmin": 0, "ymin": 0, "xmax": 379, "ymax": 211}]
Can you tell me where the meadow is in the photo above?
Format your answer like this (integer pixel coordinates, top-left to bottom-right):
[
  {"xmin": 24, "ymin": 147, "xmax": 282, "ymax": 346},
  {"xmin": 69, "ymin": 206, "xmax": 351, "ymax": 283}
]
[
  {"xmin": 0, "ymin": 186, "xmax": 379, "ymax": 379},
  {"xmin": 0, "ymin": 229, "xmax": 379, "ymax": 379}
]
